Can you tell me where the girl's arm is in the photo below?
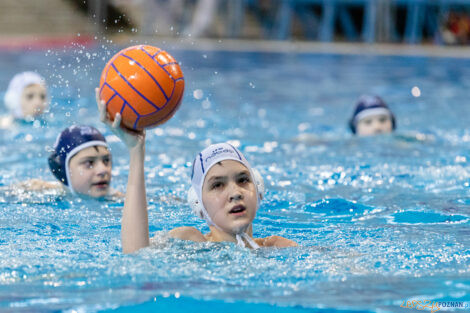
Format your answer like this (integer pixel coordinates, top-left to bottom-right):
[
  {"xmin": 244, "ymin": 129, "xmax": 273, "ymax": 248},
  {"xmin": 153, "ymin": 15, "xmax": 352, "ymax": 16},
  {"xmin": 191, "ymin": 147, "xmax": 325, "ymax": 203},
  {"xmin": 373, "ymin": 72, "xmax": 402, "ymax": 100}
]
[
  {"xmin": 121, "ymin": 130, "xmax": 148, "ymax": 253},
  {"xmin": 96, "ymin": 88, "xmax": 149, "ymax": 253}
]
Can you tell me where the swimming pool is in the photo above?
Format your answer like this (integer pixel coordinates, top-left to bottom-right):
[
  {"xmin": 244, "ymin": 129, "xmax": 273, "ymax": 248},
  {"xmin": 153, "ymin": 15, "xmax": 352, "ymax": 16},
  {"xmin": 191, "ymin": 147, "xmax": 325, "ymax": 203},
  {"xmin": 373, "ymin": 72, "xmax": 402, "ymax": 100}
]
[{"xmin": 0, "ymin": 42, "xmax": 469, "ymax": 313}]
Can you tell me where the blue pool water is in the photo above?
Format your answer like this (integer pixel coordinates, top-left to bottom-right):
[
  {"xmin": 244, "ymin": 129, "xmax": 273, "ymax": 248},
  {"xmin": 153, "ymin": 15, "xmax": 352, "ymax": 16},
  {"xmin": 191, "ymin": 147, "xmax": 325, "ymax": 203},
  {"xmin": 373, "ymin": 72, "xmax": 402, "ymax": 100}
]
[{"xmin": 0, "ymin": 42, "xmax": 469, "ymax": 313}]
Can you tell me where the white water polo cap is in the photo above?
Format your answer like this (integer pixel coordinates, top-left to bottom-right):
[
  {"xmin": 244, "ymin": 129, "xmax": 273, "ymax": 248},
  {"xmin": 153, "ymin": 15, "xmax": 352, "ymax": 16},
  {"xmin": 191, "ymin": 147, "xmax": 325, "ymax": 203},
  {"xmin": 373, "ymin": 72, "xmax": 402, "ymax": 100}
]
[
  {"xmin": 4, "ymin": 71, "xmax": 46, "ymax": 119},
  {"xmin": 188, "ymin": 143, "xmax": 264, "ymax": 248}
]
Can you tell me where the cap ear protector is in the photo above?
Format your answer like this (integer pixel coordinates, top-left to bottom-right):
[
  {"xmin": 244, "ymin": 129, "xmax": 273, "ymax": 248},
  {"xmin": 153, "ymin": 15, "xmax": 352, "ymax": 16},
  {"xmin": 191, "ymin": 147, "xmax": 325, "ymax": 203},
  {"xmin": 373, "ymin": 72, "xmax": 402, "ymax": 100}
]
[
  {"xmin": 188, "ymin": 168, "xmax": 265, "ymax": 219},
  {"xmin": 188, "ymin": 186, "xmax": 204, "ymax": 219},
  {"xmin": 48, "ymin": 152, "xmax": 66, "ymax": 184},
  {"xmin": 251, "ymin": 167, "xmax": 265, "ymax": 199},
  {"xmin": 349, "ymin": 117, "xmax": 356, "ymax": 134},
  {"xmin": 349, "ymin": 112, "xmax": 396, "ymax": 134},
  {"xmin": 390, "ymin": 113, "xmax": 396, "ymax": 130}
]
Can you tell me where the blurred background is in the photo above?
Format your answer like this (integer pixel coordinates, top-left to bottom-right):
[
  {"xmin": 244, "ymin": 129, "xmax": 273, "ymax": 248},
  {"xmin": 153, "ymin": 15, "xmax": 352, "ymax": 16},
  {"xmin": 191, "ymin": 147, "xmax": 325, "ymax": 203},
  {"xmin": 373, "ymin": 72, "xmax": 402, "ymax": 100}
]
[{"xmin": 1, "ymin": 0, "xmax": 470, "ymax": 46}]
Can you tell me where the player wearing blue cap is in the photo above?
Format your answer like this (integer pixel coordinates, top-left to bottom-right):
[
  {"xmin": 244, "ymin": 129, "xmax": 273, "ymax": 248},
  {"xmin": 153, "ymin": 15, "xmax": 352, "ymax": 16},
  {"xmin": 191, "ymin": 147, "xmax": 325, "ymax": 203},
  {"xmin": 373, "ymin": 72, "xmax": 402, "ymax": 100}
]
[
  {"xmin": 349, "ymin": 95, "xmax": 396, "ymax": 136},
  {"xmin": 48, "ymin": 125, "xmax": 116, "ymax": 198},
  {"xmin": 18, "ymin": 125, "xmax": 121, "ymax": 198},
  {"xmin": 96, "ymin": 89, "xmax": 297, "ymax": 253}
]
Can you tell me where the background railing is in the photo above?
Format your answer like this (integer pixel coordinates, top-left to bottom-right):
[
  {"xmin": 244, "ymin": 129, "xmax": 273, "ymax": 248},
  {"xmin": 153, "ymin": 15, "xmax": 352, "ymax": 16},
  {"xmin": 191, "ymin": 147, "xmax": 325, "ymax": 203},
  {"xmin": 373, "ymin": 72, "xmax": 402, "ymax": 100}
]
[{"xmin": 84, "ymin": 0, "xmax": 470, "ymax": 44}]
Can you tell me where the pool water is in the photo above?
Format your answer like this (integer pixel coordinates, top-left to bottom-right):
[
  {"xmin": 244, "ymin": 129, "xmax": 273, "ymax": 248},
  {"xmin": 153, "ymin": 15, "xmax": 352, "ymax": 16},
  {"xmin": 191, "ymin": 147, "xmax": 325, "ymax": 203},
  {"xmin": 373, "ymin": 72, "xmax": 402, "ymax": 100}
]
[{"xmin": 0, "ymin": 42, "xmax": 469, "ymax": 313}]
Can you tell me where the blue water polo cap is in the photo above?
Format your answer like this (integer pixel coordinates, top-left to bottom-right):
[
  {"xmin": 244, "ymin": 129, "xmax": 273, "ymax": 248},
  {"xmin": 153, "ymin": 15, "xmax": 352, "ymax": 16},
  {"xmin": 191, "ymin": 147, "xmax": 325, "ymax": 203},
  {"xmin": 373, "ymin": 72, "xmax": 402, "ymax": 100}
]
[
  {"xmin": 48, "ymin": 125, "xmax": 108, "ymax": 189},
  {"xmin": 349, "ymin": 95, "xmax": 396, "ymax": 134}
]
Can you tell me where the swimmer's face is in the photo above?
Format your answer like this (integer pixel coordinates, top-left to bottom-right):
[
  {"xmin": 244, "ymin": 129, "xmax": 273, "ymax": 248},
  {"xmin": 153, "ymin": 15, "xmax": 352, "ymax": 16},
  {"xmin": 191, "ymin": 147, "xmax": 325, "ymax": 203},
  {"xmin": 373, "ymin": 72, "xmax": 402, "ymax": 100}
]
[
  {"xmin": 356, "ymin": 114, "xmax": 393, "ymax": 136},
  {"xmin": 68, "ymin": 146, "xmax": 112, "ymax": 198},
  {"xmin": 20, "ymin": 83, "xmax": 48, "ymax": 118},
  {"xmin": 202, "ymin": 160, "xmax": 258, "ymax": 234}
]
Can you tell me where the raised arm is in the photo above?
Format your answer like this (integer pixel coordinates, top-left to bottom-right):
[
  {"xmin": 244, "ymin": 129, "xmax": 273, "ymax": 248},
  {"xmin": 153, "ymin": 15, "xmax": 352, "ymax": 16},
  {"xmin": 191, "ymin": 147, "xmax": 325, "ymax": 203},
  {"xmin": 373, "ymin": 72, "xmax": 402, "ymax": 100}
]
[
  {"xmin": 121, "ymin": 128, "xmax": 149, "ymax": 253},
  {"xmin": 96, "ymin": 88, "xmax": 149, "ymax": 253}
]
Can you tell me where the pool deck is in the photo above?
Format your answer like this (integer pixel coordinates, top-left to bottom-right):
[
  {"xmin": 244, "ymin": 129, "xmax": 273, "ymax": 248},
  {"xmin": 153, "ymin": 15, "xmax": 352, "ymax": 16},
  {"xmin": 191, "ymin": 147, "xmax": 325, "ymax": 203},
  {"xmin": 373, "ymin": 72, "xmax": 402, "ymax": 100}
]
[{"xmin": 1, "ymin": 33, "xmax": 470, "ymax": 59}]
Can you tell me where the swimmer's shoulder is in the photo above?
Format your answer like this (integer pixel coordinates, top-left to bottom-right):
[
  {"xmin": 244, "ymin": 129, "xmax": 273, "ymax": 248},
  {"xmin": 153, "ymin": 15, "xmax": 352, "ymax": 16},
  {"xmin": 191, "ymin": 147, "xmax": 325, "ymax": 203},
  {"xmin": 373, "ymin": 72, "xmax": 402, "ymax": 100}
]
[
  {"xmin": 167, "ymin": 228, "xmax": 297, "ymax": 247},
  {"xmin": 18, "ymin": 179, "xmax": 63, "ymax": 191},
  {"xmin": 255, "ymin": 235, "xmax": 298, "ymax": 248},
  {"xmin": 168, "ymin": 226, "xmax": 207, "ymax": 242}
]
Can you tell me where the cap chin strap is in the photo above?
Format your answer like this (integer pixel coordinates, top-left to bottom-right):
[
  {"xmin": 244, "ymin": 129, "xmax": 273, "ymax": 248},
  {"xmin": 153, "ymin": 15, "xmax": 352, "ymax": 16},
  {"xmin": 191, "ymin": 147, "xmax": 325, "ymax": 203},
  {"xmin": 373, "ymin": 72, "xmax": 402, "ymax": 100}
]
[{"xmin": 236, "ymin": 233, "xmax": 260, "ymax": 249}]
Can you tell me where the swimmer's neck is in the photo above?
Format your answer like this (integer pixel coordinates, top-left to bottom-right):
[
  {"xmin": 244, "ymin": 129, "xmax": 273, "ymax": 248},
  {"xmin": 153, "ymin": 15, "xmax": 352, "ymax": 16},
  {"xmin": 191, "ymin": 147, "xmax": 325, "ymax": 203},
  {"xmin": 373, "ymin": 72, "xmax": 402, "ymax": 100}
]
[{"xmin": 205, "ymin": 224, "xmax": 254, "ymax": 243}]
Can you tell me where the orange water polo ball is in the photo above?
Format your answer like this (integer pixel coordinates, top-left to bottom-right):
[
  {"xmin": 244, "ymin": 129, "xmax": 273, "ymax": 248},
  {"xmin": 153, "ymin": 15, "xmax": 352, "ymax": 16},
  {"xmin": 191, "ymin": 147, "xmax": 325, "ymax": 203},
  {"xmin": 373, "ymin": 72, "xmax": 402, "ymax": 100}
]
[{"xmin": 99, "ymin": 45, "xmax": 184, "ymax": 130}]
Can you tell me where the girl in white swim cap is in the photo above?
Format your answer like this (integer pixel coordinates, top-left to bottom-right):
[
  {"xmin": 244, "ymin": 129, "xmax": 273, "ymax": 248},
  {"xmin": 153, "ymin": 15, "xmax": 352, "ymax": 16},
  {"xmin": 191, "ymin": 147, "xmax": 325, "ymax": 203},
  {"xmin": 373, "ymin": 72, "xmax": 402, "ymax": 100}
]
[
  {"xmin": 4, "ymin": 71, "xmax": 48, "ymax": 120},
  {"xmin": 96, "ymin": 88, "xmax": 297, "ymax": 254}
]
